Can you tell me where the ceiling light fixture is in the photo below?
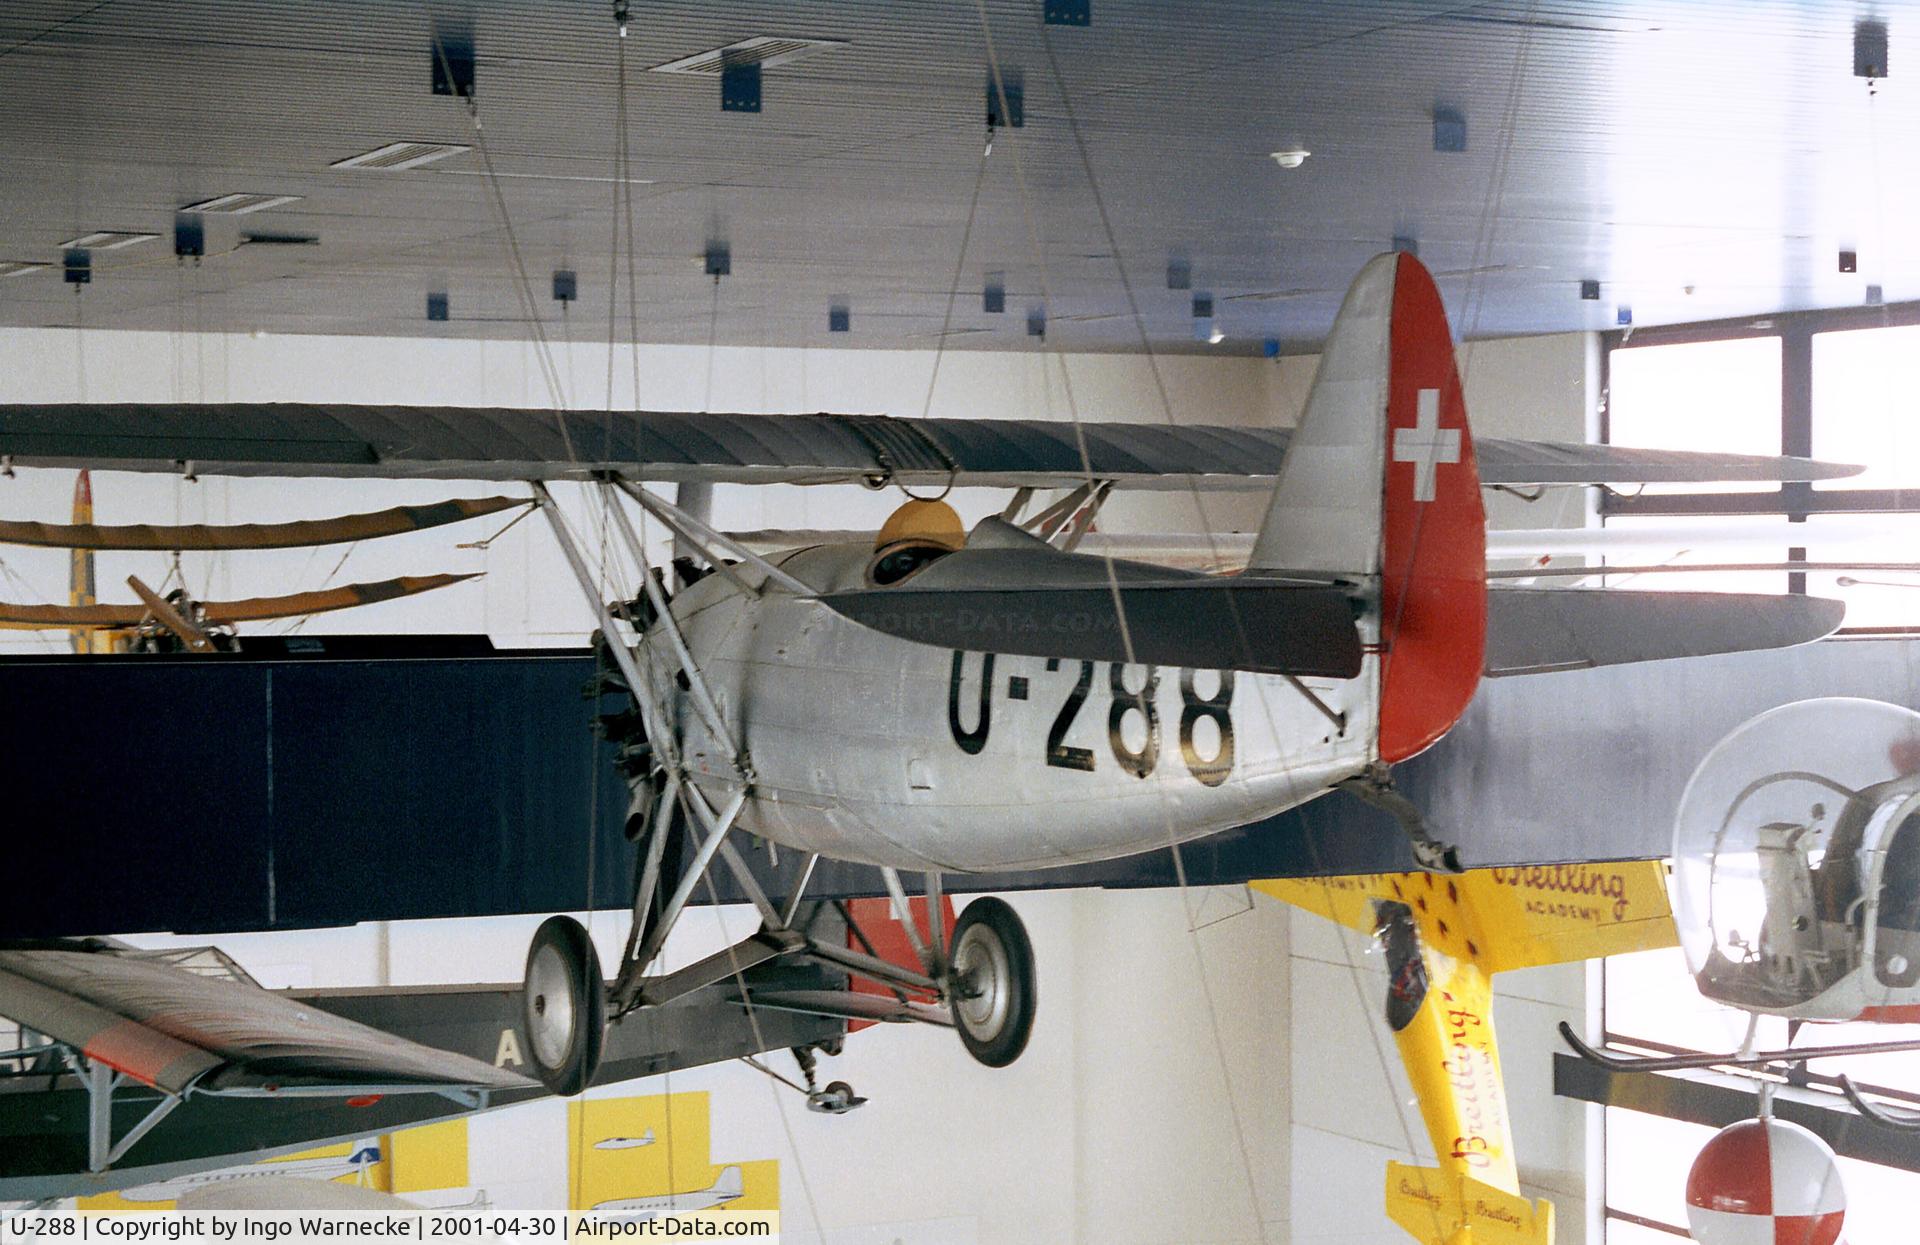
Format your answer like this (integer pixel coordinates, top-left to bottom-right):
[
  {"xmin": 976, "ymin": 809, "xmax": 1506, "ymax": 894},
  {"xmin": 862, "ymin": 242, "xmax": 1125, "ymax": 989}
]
[
  {"xmin": 60, "ymin": 231, "xmax": 158, "ymax": 250},
  {"xmin": 1209, "ymin": 327, "xmax": 1227, "ymax": 345},
  {"xmin": 0, "ymin": 261, "xmax": 50, "ymax": 279},
  {"xmin": 330, "ymin": 141, "xmax": 472, "ymax": 171},
  {"xmin": 180, "ymin": 192, "xmax": 304, "ymax": 215},
  {"xmin": 1270, "ymin": 149, "xmax": 1310, "ymax": 169}
]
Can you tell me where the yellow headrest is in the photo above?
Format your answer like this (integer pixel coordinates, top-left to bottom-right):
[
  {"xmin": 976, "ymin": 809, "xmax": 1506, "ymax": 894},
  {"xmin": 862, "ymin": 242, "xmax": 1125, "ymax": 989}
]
[{"xmin": 876, "ymin": 499, "xmax": 965, "ymax": 551}]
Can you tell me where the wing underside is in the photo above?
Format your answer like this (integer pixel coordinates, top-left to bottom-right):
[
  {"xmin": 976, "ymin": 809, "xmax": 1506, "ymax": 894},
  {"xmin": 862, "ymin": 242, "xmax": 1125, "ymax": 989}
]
[
  {"xmin": 0, "ymin": 944, "xmax": 528, "ymax": 1095},
  {"xmin": 820, "ymin": 579, "xmax": 1364, "ymax": 676},
  {"xmin": 0, "ymin": 403, "xmax": 1856, "ymax": 488}
]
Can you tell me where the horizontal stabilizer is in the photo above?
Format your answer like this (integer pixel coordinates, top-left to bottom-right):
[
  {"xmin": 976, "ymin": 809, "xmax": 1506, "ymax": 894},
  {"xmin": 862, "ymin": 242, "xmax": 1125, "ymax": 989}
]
[
  {"xmin": 1485, "ymin": 587, "xmax": 1843, "ymax": 677},
  {"xmin": 0, "ymin": 944, "xmax": 530, "ymax": 1095},
  {"xmin": 820, "ymin": 578, "xmax": 1362, "ymax": 677},
  {"xmin": 0, "ymin": 497, "xmax": 526, "ymax": 551},
  {"xmin": 1385, "ymin": 1163, "xmax": 1554, "ymax": 1245},
  {"xmin": 0, "ymin": 403, "xmax": 1858, "ymax": 488},
  {"xmin": 0, "ymin": 573, "xmax": 479, "ymax": 630}
]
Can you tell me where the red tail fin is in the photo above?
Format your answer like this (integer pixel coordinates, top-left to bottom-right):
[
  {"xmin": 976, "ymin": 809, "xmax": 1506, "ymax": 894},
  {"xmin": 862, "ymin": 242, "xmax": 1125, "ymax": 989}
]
[{"xmin": 1378, "ymin": 254, "xmax": 1486, "ymax": 761}]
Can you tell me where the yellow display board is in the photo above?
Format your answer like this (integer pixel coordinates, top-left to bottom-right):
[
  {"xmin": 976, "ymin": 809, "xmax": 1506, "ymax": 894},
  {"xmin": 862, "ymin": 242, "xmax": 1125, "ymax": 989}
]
[{"xmin": 567, "ymin": 1092, "xmax": 778, "ymax": 1218}]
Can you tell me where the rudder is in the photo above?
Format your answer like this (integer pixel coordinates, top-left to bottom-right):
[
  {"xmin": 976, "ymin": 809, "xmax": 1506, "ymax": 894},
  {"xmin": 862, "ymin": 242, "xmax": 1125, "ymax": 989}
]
[{"xmin": 1249, "ymin": 252, "xmax": 1486, "ymax": 764}]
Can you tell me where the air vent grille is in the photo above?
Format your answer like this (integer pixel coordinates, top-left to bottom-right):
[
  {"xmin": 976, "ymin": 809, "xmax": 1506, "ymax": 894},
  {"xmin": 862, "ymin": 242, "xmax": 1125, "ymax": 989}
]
[
  {"xmin": 180, "ymin": 192, "xmax": 303, "ymax": 215},
  {"xmin": 650, "ymin": 36, "xmax": 846, "ymax": 75},
  {"xmin": 330, "ymin": 141, "xmax": 472, "ymax": 171}
]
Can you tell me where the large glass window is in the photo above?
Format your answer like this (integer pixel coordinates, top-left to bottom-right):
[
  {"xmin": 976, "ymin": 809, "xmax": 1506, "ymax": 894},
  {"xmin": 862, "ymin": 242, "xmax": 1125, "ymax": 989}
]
[
  {"xmin": 1607, "ymin": 336, "xmax": 1782, "ymax": 494},
  {"xmin": 1814, "ymin": 325, "xmax": 1920, "ymax": 493},
  {"xmin": 1605, "ymin": 312, "xmax": 1920, "ymax": 628}
]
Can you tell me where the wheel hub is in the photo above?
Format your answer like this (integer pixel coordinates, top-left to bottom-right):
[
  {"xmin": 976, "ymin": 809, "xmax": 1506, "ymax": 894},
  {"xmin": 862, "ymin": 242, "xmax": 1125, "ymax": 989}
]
[
  {"xmin": 951, "ymin": 923, "xmax": 1011, "ymax": 1040},
  {"xmin": 527, "ymin": 942, "xmax": 576, "ymax": 1067}
]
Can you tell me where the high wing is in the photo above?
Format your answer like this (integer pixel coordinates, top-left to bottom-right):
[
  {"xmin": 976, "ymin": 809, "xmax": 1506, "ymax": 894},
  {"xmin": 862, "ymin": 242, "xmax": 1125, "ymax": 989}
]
[
  {"xmin": 0, "ymin": 403, "xmax": 1856, "ymax": 489},
  {"xmin": 0, "ymin": 942, "xmax": 530, "ymax": 1095}
]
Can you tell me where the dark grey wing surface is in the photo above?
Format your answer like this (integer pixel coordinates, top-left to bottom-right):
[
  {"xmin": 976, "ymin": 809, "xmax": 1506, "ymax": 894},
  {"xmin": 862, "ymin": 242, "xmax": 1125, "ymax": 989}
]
[
  {"xmin": 1484, "ymin": 587, "xmax": 1847, "ymax": 677},
  {"xmin": 0, "ymin": 404, "xmax": 1858, "ymax": 488},
  {"xmin": 0, "ymin": 946, "xmax": 530, "ymax": 1094},
  {"xmin": 817, "ymin": 546, "xmax": 1363, "ymax": 677}
]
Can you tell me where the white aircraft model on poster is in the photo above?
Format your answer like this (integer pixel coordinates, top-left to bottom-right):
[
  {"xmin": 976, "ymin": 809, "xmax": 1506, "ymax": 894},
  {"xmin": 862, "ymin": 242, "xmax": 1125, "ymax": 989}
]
[
  {"xmin": 590, "ymin": 1165, "xmax": 745, "ymax": 1223},
  {"xmin": 0, "ymin": 251, "xmax": 1856, "ymax": 1101},
  {"xmin": 118, "ymin": 1143, "xmax": 381, "ymax": 1203}
]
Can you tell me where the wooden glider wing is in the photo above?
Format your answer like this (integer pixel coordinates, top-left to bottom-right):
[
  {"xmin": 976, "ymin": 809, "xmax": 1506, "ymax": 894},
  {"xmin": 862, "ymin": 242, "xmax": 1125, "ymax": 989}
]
[
  {"xmin": 0, "ymin": 943, "xmax": 530, "ymax": 1095},
  {"xmin": 0, "ymin": 497, "xmax": 526, "ymax": 551},
  {"xmin": 0, "ymin": 403, "xmax": 1858, "ymax": 489},
  {"xmin": 0, "ymin": 573, "xmax": 479, "ymax": 630}
]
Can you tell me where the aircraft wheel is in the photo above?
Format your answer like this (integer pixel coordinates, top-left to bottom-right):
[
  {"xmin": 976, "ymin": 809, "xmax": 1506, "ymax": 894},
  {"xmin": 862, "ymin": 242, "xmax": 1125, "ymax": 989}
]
[
  {"xmin": 522, "ymin": 915, "xmax": 606, "ymax": 1096},
  {"xmin": 947, "ymin": 897, "xmax": 1036, "ymax": 1068}
]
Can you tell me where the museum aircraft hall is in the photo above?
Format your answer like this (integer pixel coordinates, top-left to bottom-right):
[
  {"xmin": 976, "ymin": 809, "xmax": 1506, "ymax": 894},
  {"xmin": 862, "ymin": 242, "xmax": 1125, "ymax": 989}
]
[{"xmin": 5, "ymin": 4, "xmax": 1920, "ymax": 1243}]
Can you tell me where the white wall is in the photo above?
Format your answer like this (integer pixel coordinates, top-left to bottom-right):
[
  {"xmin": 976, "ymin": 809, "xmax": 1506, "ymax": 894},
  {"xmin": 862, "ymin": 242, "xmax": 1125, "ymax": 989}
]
[{"xmin": 4, "ymin": 322, "xmax": 1597, "ymax": 1243}]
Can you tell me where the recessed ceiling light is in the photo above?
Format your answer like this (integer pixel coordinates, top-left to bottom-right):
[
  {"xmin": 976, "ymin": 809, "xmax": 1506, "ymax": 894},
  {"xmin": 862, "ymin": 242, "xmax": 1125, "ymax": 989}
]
[
  {"xmin": 1270, "ymin": 149, "xmax": 1311, "ymax": 169},
  {"xmin": 60, "ymin": 231, "xmax": 158, "ymax": 250},
  {"xmin": 649, "ymin": 35, "xmax": 847, "ymax": 75},
  {"xmin": 429, "ymin": 169, "xmax": 655, "ymax": 186},
  {"xmin": 0, "ymin": 260, "xmax": 50, "ymax": 278},
  {"xmin": 180, "ymin": 192, "xmax": 304, "ymax": 215},
  {"xmin": 330, "ymin": 141, "xmax": 472, "ymax": 171}
]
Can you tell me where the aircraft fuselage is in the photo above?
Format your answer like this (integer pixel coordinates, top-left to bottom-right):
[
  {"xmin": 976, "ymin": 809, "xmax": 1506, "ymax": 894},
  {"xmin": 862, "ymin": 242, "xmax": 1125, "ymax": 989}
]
[{"xmin": 640, "ymin": 543, "xmax": 1378, "ymax": 873}]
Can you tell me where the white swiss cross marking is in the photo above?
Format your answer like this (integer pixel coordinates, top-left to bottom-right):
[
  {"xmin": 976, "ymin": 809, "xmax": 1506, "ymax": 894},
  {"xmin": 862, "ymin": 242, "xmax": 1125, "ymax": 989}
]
[{"xmin": 1392, "ymin": 388, "xmax": 1461, "ymax": 503}]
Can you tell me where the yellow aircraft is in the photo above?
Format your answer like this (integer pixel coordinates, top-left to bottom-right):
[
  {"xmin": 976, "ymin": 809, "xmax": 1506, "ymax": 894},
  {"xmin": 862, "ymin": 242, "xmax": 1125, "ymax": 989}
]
[{"xmin": 1256, "ymin": 861, "xmax": 1677, "ymax": 1245}]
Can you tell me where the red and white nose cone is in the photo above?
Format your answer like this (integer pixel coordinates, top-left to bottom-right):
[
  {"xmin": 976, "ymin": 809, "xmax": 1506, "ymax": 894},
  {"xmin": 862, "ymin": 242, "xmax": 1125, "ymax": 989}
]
[{"xmin": 1686, "ymin": 1118, "xmax": 1845, "ymax": 1245}]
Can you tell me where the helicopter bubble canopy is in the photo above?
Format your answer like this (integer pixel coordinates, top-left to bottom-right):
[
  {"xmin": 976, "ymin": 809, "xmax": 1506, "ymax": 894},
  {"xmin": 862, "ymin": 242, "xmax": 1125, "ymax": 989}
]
[{"xmin": 1673, "ymin": 698, "xmax": 1920, "ymax": 1016}]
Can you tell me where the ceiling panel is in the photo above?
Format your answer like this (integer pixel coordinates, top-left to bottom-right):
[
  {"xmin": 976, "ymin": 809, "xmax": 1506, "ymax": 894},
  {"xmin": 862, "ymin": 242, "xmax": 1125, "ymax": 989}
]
[{"xmin": 0, "ymin": 1, "xmax": 1915, "ymax": 353}]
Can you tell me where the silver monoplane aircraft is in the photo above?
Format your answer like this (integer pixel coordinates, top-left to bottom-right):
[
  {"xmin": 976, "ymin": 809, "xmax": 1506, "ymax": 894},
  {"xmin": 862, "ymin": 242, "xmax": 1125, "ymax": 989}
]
[{"xmin": 0, "ymin": 251, "xmax": 1854, "ymax": 1094}]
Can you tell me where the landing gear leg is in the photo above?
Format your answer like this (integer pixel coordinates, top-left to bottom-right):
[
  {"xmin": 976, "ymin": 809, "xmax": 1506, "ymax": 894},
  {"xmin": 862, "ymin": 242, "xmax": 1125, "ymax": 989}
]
[{"xmin": 1338, "ymin": 764, "xmax": 1465, "ymax": 874}]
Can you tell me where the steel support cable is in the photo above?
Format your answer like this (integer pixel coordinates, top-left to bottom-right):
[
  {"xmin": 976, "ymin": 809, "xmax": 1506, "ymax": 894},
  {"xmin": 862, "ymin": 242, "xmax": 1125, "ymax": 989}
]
[
  {"xmin": 970, "ymin": 5, "xmax": 1269, "ymax": 1228},
  {"xmin": 426, "ymin": 29, "xmax": 575, "ymax": 457}
]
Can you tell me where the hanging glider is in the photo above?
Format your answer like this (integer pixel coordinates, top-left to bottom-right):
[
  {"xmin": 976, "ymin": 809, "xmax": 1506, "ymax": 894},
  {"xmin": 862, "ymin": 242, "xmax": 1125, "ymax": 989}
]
[
  {"xmin": 0, "ymin": 573, "xmax": 479, "ymax": 630},
  {"xmin": 0, "ymin": 496, "xmax": 528, "ymax": 551}
]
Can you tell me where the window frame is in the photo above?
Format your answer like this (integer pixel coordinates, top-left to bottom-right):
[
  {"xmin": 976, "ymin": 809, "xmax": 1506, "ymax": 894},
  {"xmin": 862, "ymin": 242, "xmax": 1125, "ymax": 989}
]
[{"xmin": 1601, "ymin": 300, "xmax": 1920, "ymax": 623}]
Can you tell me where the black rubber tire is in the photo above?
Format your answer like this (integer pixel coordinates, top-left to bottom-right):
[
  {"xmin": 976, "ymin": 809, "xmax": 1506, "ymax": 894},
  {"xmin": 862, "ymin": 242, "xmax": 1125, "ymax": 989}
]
[
  {"xmin": 947, "ymin": 896, "xmax": 1037, "ymax": 1068},
  {"xmin": 521, "ymin": 915, "xmax": 606, "ymax": 1096}
]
